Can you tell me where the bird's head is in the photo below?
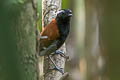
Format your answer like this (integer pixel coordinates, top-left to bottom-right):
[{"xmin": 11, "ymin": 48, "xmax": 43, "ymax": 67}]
[{"xmin": 56, "ymin": 9, "xmax": 72, "ymax": 23}]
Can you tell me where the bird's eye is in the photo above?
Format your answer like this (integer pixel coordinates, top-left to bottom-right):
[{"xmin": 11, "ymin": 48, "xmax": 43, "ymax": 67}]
[{"xmin": 61, "ymin": 12, "xmax": 65, "ymax": 15}]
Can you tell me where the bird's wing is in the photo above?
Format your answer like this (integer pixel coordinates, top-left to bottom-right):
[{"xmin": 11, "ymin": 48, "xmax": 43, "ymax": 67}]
[{"xmin": 40, "ymin": 19, "xmax": 60, "ymax": 50}]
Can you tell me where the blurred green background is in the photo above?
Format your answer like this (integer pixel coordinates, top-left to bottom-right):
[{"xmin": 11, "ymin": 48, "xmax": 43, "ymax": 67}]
[{"xmin": 61, "ymin": 0, "xmax": 120, "ymax": 80}]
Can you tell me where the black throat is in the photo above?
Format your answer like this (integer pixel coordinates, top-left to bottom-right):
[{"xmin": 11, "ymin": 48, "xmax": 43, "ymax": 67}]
[
  {"xmin": 56, "ymin": 18, "xmax": 71, "ymax": 48},
  {"xmin": 56, "ymin": 18, "xmax": 70, "ymax": 38}
]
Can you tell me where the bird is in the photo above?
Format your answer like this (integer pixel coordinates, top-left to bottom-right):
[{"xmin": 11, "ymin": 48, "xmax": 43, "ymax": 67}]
[{"xmin": 38, "ymin": 9, "xmax": 72, "ymax": 74}]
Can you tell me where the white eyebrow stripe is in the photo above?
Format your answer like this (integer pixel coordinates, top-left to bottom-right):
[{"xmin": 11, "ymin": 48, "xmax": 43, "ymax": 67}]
[{"xmin": 56, "ymin": 10, "xmax": 65, "ymax": 14}]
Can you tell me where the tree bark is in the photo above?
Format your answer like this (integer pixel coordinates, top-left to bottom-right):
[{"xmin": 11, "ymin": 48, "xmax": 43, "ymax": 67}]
[
  {"xmin": 42, "ymin": 0, "xmax": 67, "ymax": 80},
  {"xmin": 0, "ymin": 0, "xmax": 39, "ymax": 80},
  {"xmin": 16, "ymin": 1, "xmax": 39, "ymax": 80}
]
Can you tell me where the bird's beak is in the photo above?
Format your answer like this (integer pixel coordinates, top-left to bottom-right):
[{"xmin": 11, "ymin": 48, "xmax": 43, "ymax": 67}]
[
  {"xmin": 68, "ymin": 9, "xmax": 72, "ymax": 17},
  {"xmin": 68, "ymin": 14, "xmax": 72, "ymax": 17}
]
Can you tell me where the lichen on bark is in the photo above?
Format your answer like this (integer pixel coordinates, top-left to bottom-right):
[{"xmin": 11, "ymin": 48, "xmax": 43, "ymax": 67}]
[{"xmin": 15, "ymin": 1, "xmax": 39, "ymax": 80}]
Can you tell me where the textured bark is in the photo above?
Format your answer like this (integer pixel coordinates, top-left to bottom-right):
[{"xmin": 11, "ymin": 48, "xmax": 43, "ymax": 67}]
[
  {"xmin": 0, "ymin": 0, "xmax": 39, "ymax": 80},
  {"xmin": 16, "ymin": 0, "xmax": 39, "ymax": 80},
  {"xmin": 42, "ymin": 0, "xmax": 67, "ymax": 80}
]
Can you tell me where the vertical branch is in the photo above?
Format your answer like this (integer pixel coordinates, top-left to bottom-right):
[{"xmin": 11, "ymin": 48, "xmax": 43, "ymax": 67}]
[
  {"xmin": 74, "ymin": 0, "xmax": 86, "ymax": 80},
  {"xmin": 42, "ymin": 0, "xmax": 61, "ymax": 27},
  {"xmin": 37, "ymin": 0, "xmax": 44, "ymax": 80},
  {"xmin": 42, "ymin": 0, "xmax": 67, "ymax": 80},
  {"xmin": 85, "ymin": 0, "xmax": 105, "ymax": 80}
]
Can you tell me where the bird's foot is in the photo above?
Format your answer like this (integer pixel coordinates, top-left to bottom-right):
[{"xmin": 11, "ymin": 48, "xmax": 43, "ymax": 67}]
[
  {"xmin": 55, "ymin": 50, "xmax": 69, "ymax": 59},
  {"xmin": 49, "ymin": 55, "xmax": 64, "ymax": 75}
]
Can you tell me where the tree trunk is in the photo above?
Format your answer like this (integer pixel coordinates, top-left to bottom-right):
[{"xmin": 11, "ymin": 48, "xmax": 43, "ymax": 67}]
[
  {"xmin": 0, "ymin": 0, "xmax": 39, "ymax": 80},
  {"xmin": 85, "ymin": 0, "xmax": 105, "ymax": 80},
  {"xmin": 41, "ymin": 0, "xmax": 67, "ymax": 80}
]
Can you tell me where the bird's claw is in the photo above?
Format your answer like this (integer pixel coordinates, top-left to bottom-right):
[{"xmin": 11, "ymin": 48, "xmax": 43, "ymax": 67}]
[
  {"xmin": 55, "ymin": 50, "xmax": 69, "ymax": 59},
  {"xmin": 49, "ymin": 67, "xmax": 64, "ymax": 75},
  {"xmin": 49, "ymin": 55, "xmax": 64, "ymax": 75}
]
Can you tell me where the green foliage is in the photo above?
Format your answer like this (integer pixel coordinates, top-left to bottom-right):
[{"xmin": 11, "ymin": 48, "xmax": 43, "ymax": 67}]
[
  {"xmin": 62, "ymin": 0, "xmax": 69, "ymax": 8},
  {"xmin": 0, "ymin": 1, "xmax": 22, "ymax": 80},
  {"xmin": 18, "ymin": 0, "xmax": 24, "ymax": 4},
  {"xmin": 37, "ymin": 0, "xmax": 42, "ymax": 32},
  {"xmin": 7, "ymin": 0, "xmax": 25, "ymax": 4}
]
